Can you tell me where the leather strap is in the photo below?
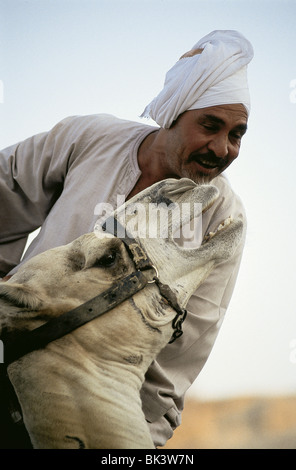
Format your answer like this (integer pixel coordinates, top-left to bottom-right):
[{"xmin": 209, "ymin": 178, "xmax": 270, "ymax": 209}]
[
  {"xmin": 102, "ymin": 216, "xmax": 187, "ymax": 343},
  {"xmin": 4, "ymin": 270, "xmax": 149, "ymax": 366},
  {"xmin": 102, "ymin": 217, "xmax": 152, "ymax": 270}
]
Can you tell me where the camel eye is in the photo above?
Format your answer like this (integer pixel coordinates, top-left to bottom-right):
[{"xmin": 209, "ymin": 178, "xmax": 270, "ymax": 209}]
[{"xmin": 95, "ymin": 250, "xmax": 117, "ymax": 268}]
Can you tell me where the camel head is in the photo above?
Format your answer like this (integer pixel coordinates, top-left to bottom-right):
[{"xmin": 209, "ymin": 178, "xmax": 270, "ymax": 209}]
[{"xmin": 95, "ymin": 177, "xmax": 244, "ymax": 309}]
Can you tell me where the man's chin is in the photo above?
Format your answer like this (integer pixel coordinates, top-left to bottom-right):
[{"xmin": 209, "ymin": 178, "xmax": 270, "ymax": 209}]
[
  {"xmin": 183, "ymin": 169, "xmax": 221, "ymax": 185},
  {"xmin": 181, "ymin": 161, "xmax": 223, "ymax": 184}
]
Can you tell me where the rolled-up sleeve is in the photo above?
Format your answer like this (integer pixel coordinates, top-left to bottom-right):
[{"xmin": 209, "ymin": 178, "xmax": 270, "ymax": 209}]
[{"xmin": 0, "ymin": 117, "xmax": 77, "ymax": 275}]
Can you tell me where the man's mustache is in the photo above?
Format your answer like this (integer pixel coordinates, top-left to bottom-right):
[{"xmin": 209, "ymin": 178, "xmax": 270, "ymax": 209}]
[{"xmin": 188, "ymin": 151, "xmax": 227, "ymax": 168}]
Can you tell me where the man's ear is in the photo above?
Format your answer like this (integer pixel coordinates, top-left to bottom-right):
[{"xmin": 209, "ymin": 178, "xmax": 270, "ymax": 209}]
[
  {"xmin": 179, "ymin": 47, "xmax": 203, "ymax": 59},
  {"xmin": 0, "ymin": 283, "xmax": 42, "ymax": 310}
]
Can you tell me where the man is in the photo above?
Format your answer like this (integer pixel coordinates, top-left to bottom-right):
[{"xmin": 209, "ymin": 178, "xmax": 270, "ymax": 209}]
[{"xmin": 0, "ymin": 30, "xmax": 253, "ymax": 446}]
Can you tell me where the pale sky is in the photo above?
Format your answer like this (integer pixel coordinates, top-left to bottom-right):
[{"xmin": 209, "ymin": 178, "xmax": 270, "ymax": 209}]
[{"xmin": 1, "ymin": 0, "xmax": 296, "ymax": 401}]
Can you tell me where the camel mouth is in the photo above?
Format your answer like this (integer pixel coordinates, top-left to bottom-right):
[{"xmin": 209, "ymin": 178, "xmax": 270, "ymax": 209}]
[{"xmin": 202, "ymin": 215, "xmax": 234, "ymax": 243}]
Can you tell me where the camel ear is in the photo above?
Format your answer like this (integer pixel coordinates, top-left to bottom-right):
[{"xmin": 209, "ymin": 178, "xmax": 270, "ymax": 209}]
[{"xmin": 0, "ymin": 283, "xmax": 42, "ymax": 310}]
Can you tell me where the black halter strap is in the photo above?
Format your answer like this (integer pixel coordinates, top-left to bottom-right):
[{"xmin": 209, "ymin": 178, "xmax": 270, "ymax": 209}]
[
  {"xmin": 3, "ymin": 219, "xmax": 186, "ymax": 367},
  {"xmin": 101, "ymin": 216, "xmax": 187, "ymax": 343},
  {"xmin": 3, "ymin": 270, "xmax": 149, "ymax": 367}
]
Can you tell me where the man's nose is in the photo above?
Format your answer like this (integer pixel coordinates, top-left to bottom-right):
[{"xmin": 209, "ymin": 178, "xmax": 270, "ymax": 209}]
[{"xmin": 207, "ymin": 134, "xmax": 228, "ymax": 159}]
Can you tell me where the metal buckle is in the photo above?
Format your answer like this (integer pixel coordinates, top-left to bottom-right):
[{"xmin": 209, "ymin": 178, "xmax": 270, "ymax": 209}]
[{"xmin": 143, "ymin": 264, "xmax": 159, "ymax": 284}]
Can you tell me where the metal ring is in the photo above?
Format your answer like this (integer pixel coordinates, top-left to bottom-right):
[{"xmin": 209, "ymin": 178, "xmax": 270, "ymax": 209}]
[{"xmin": 146, "ymin": 265, "xmax": 159, "ymax": 284}]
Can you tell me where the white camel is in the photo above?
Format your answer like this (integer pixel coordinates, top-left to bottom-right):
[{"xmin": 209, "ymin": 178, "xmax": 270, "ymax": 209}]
[{"xmin": 0, "ymin": 178, "xmax": 243, "ymax": 449}]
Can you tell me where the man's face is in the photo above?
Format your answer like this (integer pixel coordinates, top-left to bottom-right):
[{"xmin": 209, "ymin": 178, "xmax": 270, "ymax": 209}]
[{"xmin": 163, "ymin": 103, "xmax": 248, "ymax": 183}]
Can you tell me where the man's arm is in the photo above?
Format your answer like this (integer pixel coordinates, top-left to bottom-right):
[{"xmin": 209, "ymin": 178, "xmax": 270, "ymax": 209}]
[{"xmin": 0, "ymin": 117, "xmax": 76, "ymax": 275}]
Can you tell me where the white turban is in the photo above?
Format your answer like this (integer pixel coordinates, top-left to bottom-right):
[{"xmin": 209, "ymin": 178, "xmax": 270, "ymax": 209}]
[{"xmin": 140, "ymin": 30, "xmax": 254, "ymax": 128}]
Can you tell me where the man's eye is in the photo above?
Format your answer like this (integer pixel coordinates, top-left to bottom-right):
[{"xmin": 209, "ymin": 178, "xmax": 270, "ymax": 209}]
[
  {"xmin": 230, "ymin": 132, "xmax": 242, "ymax": 141},
  {"xmin": 202, "ymin": 124, "xmax": 218, "ymax": 132},
  {"xmin": 95, "ymin": 251, "xmax": 117, "ymax": 268}
]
